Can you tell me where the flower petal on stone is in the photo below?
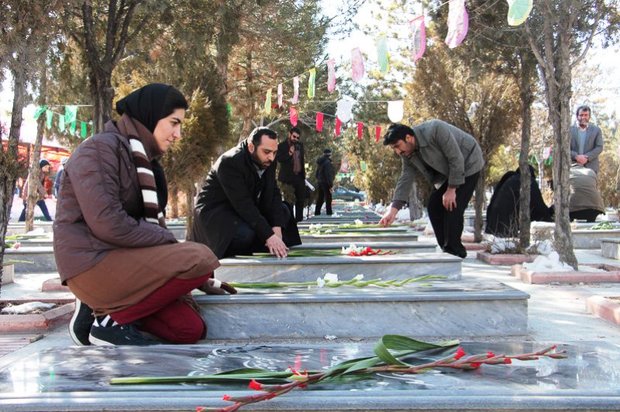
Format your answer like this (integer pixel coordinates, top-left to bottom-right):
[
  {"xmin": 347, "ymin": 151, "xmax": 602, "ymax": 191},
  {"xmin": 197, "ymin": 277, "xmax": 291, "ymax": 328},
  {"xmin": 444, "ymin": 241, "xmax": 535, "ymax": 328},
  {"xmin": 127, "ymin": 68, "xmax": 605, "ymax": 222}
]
[
  {"xmin": 248, "ymin": 379, "xmax": 263, "ymax": 390},
  {"xmin": 324, "ymin": 273, "xmax": 339, "ymax": 283},
  {"xmin": 454, "ymin": 347, "xmax": 466, "ymax": 360}
]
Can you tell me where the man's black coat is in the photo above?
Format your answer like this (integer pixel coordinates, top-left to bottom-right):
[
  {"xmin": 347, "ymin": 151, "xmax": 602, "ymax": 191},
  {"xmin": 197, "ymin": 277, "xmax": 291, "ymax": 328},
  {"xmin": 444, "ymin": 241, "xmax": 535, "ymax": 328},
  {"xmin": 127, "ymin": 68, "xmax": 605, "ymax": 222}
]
[{"xmin": 192, "ymin": 140, "xmax": 292, "ymax": 258}]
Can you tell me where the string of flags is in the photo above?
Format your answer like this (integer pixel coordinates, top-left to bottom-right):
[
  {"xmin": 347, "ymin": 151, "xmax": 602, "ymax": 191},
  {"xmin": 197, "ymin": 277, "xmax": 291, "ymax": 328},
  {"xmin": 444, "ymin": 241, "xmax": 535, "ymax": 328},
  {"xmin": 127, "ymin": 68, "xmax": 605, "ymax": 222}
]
[
  {"xmin": 256, "ymin": 0, "xmax": 533, "ymax": 136},
  {"xmin": 33, "ymin": 105, "xmax": 93, "ymax": 139}
]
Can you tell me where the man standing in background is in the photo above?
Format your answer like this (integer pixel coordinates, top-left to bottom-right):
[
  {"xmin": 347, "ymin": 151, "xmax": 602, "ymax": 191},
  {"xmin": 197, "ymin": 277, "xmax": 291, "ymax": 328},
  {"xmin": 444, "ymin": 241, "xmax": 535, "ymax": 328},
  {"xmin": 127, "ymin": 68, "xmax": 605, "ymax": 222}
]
[
  {"xmin": 570, "ymin": 105, "xmax": 603, "ymax": 175},
  {"xmin": 277, "ymin": 126, "xmax": 306, "ymax": 222}
]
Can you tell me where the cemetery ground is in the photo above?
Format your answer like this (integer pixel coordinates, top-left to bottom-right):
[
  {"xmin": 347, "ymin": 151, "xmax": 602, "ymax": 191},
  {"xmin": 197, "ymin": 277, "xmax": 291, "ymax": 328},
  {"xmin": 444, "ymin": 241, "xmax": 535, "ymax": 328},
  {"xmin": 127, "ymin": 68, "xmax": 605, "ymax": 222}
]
[{"xmin": 1, "ymin": 201, "xmax": 620, "ymax": 411}]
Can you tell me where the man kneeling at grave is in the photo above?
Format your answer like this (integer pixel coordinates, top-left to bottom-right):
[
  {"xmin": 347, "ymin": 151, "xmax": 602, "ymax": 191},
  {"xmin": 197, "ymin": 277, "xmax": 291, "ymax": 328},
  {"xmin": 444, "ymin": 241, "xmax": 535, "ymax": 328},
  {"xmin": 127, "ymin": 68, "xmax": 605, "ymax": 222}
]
[{"xmin": 191, "ymin": 127, "xmax": 302, "ymax": 259}]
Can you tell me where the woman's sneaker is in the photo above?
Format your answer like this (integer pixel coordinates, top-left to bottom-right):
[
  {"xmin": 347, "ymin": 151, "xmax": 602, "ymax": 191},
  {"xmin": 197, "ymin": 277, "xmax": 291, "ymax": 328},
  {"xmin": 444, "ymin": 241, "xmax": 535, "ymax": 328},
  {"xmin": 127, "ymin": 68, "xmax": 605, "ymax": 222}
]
[
  {"xmin": 69, "ymin": 299, "xmax": 94, "ymax": 346},
  {"xmin": 88, "ymin": 316, "xmax": 159, "ymax": 346}
]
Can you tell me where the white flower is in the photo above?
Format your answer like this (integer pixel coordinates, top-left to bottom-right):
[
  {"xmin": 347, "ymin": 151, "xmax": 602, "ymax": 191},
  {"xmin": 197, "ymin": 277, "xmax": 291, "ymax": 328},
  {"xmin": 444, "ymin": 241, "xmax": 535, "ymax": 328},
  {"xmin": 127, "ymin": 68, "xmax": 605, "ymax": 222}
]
[
  {"xmin": 323, "ymin": 273, "xmax": 339, "ymax": 283},
  {"xmin": 353, "ymin": 274, "xmax": 364, "ymax": 281},
  {"xmin": 316, "ymin": 277, "xmax": 325, "ymax": 288},
  {"xmin": 354, "ymin": 219, "xmax": 363, "ymax": 226}
]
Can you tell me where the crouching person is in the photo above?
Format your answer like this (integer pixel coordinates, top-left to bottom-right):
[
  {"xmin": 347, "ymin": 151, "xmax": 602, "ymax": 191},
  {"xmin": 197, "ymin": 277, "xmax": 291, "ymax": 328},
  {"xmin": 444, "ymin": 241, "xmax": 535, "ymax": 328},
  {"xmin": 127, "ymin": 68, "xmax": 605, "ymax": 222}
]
[{"xmin": 54, "ymin": 84, "xmax": 234, "ymax": 346}]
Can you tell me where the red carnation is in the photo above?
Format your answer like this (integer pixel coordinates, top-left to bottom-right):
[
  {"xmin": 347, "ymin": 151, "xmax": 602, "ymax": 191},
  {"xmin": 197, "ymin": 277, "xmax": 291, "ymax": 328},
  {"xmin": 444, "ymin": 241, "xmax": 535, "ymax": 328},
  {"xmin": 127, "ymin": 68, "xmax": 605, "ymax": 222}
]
[{"xmin": 248, "ymin": 379, "xmax": 263, "ymax": 390}]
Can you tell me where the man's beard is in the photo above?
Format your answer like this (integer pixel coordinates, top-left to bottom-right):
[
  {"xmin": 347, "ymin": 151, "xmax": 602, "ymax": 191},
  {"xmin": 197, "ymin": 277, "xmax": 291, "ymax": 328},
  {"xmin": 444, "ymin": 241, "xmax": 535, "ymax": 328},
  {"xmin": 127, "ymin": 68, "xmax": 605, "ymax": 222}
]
[{"xmin": 251, "ymin": 151, "xmax": 271, "ymax": 169}]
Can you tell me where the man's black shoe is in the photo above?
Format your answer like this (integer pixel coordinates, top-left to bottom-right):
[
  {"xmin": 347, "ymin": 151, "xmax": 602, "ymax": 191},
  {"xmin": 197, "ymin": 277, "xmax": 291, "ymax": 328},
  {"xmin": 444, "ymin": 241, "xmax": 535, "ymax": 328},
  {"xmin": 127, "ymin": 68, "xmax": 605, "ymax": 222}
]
[{"xmin": 69, "ymin": 299, "xmax": 94, "ymax": 346}]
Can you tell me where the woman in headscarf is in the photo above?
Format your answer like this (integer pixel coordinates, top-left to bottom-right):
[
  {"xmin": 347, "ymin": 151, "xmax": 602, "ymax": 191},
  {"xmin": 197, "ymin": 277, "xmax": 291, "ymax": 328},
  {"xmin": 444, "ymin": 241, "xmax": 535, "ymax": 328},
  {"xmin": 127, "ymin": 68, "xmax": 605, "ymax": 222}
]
[{"xmin": 53, "ymin": 84, "xmax": 233, "ymax": 346}]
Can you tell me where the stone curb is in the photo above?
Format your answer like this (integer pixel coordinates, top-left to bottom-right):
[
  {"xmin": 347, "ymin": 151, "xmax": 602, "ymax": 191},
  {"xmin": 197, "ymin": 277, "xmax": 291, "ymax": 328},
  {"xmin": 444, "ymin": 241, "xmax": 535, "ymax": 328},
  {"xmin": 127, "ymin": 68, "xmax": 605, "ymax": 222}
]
[
  {"xmin": 477, "ymin": 252, "xmax": 537, "ymax": 265},
  {"xmin": 463, "ymin": 242, "xmax": 486, "ymax": 251},
  {"xmin": 511, "ymin": 264, "xmax": 620, "ymax": 284},
  {"xmin": 0, "ymin": 301, "xmax": 74, "ymax": 333},
  {"xmin": 586, "ymin": 295, "xmax": 620, "ymax": 326}
]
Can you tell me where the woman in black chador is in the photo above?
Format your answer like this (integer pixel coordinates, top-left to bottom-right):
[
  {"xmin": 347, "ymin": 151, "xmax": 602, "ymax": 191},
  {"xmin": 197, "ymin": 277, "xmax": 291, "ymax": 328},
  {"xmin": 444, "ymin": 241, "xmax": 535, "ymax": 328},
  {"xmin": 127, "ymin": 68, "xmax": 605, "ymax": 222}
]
[{"xmin": 486, "ymin": 165, "xmax": 553, "ymax": 237}]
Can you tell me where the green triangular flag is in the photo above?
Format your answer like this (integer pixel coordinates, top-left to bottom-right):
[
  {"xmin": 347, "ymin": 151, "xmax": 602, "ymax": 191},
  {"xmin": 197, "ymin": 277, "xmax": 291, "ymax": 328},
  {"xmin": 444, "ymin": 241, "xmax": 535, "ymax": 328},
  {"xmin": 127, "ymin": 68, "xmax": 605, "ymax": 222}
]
[
  {"xmin": 507, "ymin": 0, "xmax": 533, "ymax": 26},
  {"xmin": 34, "ymin": 105, "xmax": 47, "ymax": 120},
  {"xmin": 58, "ymin": 113, "xmax": 65, "ymax": 132},
  {"xmin": 80, "ymin": 121, "xmax": 88, "ymax": 138},
  {"xmin": 226, "ymin": 103, "xmax": 233, "ymax": 117},
  {"xmin": 376, "ymin": 36, "xmax": 389, "ymax": 73},
  {"xmin": 64, "ymin": 105, "xmax": 78, "ymax": 134},
  {"xmin": 307, "ymin": 68, "xmax": 316, "ymax": 99},
  {"xmin": 45, "ymin": 110, "xmax": 53, "ymax": 130}
]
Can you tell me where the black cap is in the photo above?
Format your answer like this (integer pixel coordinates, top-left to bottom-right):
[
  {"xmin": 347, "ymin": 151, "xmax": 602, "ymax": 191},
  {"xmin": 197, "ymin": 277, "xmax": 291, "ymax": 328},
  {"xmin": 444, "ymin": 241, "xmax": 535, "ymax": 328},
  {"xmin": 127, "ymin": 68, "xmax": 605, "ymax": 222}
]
[
  {"xmin": 323, "ymin": 148, "xmax": 332, "ymax": 155},
  {"xmin": 39, "ymin": 159, "xmax": 50, "ymax": 168}
]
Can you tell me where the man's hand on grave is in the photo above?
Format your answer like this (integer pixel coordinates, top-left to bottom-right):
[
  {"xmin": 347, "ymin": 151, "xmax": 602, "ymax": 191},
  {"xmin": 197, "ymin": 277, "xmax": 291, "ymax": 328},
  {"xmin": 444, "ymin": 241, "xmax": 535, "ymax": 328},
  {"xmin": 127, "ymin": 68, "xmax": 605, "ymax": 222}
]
[
  {"xmin": 266, "ymin": 234, "xmax": 289, "ymax": 258},
  {"xmin": 442, "ymin": 187, "xmax": 457, "ymax": 211},
  {"xmin": 379, "ymin": 207, "xmax": 398, "ymax": 227}
]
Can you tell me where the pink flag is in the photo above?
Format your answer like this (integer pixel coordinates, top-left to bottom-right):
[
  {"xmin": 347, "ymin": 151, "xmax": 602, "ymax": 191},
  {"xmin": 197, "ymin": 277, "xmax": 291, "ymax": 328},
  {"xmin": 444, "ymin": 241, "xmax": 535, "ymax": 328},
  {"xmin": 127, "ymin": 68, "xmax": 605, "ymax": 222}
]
[
  {"xmin": 327, "ymin": 59, "xmax": 336, "ymax": 93},
  {"xmin": 289, "ymin": 107, "xmax": 298, "ymax": 126},
  {"xmin": 335, "ymin": 117, "xmax": 342, "ymax": 137},
  {"xmin": 410, "ymin": 15, "xmax": 426, "ymax": 62},
  {"xmin": 277, "ymin": 83, "xmax": 283, "ymax": 107},
  {"xmin": 375, "ymin": 125, "xmax": 382, "ymax": 143},
  {"xmin": 445, "ymin": 0, "xmax": 468, "ymax": 49},
  {"xmin": 351, "ymin": 48, "xmax": 365, "ymax": 82},
  {"xmin": 292, "ymin": 76, "xmax": 300, "ymax": 104},
  {"xmin": 357, "ymin": 122, "xmax": 364, "ymax": 140},
  {"xmin": 316, "ymin": 112, "xmax": 324, "ymax": 132}
]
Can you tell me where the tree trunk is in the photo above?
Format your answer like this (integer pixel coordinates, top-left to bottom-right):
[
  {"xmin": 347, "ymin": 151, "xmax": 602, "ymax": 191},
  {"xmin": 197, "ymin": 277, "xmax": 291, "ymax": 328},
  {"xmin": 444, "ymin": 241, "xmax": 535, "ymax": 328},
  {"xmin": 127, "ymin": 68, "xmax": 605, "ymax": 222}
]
[
  {"xmin": 89, "ymin": 67, "xmax": 114, "ymax": 133},
  {"xmin": 473, "ymin": 168, "xmax": 485, "ymax": 243},
  {"xmin": 0, "ymin": 62, "xmax": 28, "ymax": 293},
  {"xmin": 25, "ymin": 70, "xmax": 49, "ymax": 231},
  {"xmin": 518, "ymin": 55, "xmax": 534, "ymax": 252}
]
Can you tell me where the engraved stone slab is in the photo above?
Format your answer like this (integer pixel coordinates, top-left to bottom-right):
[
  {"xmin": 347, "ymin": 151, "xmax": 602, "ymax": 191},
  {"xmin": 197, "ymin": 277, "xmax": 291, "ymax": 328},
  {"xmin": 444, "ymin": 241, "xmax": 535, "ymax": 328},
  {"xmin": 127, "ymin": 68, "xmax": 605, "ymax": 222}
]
[
  {"xmin": 216, "ymin": 253, "xmax": 461, "ymax": 282},
  {"xmin": 292, "ymin": 241, "xmax": 437, "ymax": 254},
  {"xmin": 2, "ymin": 341, "xmax": 618, "ymax": 411},
  {"xmin": 301, "ymin": 232, "xmax": 419, "ymax": 244},
  {"xmin": 601, "ymin": 238, "xmax": 620, "ymax": 260},
  {"xmin": 197, "ymin": 280, "xmax": 528, "ymax": 339}
]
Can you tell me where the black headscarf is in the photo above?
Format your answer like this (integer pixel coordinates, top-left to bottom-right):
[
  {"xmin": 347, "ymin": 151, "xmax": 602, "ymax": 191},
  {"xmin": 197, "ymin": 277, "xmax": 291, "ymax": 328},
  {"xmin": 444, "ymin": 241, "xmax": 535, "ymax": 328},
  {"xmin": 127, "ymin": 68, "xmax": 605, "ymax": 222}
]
[{"xmin": 115, "ymin": 83, "xmax": 188, "ymax": 133}]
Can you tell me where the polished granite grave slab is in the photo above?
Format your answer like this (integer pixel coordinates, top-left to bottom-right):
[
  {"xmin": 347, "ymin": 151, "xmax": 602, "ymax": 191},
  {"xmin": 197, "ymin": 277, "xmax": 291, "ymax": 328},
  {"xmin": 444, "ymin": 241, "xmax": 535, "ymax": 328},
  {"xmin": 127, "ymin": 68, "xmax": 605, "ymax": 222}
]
[
  {"xmin": 301, "ymin": 232, "xmax": 419, "ymax": 244},
  {"xmin": 601, "ymin": 238, "xmax": 620, "ymax": 260},
  {"xmin": 292, "ymin": 241, "xmax": 437, "ymax": 254},
  {"xmin": 5, "ymin": 247, "xmax": 56, "ymax": 274},
  {"xmin": 1, "ymin": 341, "xmax": 619, "ymax": 411},
  {"xmin": 531, "ymin": 223, "xmax": 620, "ymax": 249},
  {"xmin": 196, "ymin": 280, "xmax": 528, "ymax": 339},
  {"xmin": 216, "ymin": 252, "xmax": 461, "ymax": 282}
]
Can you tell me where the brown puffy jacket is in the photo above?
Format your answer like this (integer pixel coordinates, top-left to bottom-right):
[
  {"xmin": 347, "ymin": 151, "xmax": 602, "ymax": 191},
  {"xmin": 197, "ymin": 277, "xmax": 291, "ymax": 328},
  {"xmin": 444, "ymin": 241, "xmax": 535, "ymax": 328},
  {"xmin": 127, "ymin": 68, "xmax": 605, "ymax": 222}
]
[{"xmin": 53, "ymin": 120, "xmax": 177, "ymax": 283}]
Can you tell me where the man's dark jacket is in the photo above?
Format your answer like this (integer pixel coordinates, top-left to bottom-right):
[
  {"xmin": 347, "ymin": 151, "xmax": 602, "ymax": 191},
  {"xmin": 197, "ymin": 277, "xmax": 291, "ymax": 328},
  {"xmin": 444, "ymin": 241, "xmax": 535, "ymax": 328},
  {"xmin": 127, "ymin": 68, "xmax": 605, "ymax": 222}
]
[
  {"xmin": 316, "ymin": 154, "xmax": 335, "ymax": 188},
  {"xmin": 277, "ymin": 140, "xmax": 305, "ymax": 184},
  {"xmin": 192, "ymin": 140, "xmax": 290, "ymax": 258}
]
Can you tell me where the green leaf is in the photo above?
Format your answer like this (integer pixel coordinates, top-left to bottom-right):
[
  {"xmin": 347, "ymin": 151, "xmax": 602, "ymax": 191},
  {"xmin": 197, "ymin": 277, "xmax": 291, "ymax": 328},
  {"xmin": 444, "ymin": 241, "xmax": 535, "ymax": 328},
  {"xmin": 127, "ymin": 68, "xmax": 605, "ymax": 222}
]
[{"xmin": 373, "ymin": 335, "xmax": 459, "ymax": 366}]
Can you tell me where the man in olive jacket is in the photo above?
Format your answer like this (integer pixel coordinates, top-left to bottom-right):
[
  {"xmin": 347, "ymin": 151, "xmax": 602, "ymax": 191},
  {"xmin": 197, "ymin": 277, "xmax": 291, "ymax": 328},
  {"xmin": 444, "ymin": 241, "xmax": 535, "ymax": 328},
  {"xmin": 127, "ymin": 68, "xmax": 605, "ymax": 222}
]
[
  {"xmin": 276, "ymin": 126, "xmax": 306, "ymax": 222},
  {"xmin": 379, "ymin": 121, "xmax": 484, "ymax": 258},
  {"xmin": 192, "ymin": 127, "xmax": 301, "ymax": 258}
]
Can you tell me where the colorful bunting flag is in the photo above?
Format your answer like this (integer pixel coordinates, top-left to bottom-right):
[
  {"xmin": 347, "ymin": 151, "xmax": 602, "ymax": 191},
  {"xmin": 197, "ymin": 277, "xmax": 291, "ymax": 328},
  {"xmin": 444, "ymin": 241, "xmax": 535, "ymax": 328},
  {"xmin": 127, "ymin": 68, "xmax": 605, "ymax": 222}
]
[
  {"xmin": 388, "ymin": 101, "xmax": 404, "ymax": 123},
  {"xmin": 80, "ymin": 121, "xmax": 88, "ymax": 138},
  {"xmin": 410, "ymin": 15, "xmax": 426, "ymax": 62},
  {"xmin": 45, "ymin": 110, "xmax": 53, "ymax": 130},
  {"xmin": 58, "ymin": 113, "xmax": 65, "ymax": 132},
  {"xmin": 336, "ymin": 99, "xmax": 354, "ymax": 123},
  {"xmin": 335, "ymin": 117, "xmax": 342, "ymax": 137},
  {"xmin": 292, "ymin": 77, "xmax": 300, "ymax": 104},
  {"xmin": 445, "ymin": 0, "xmax": 468, "ymax": 49},
  {"xmin": 360, "ymin": 160, "xmax": 367, "ymax": 172},
  {"xmin": 376, "ymin": 36, "xmax": 389, "ymax": 73},
  {"xmin": 289, "ymin": 107, "xmax": 298, "ymax": 126},
  {"xmin": 277, "ymin": 83, "xmax": 283, "ymax": 108},
  {"xmin": 351, "ymin": 48, "xmax": 365, "ymax": 82},
  {"xmin": 357, "ymin": 122, "xmax": 364, "ymax": 140},
  {"xmin": 506, "ymin": 0, "xmax": 533, "ymax": 26},
  {"xmin": 316, "ymin": 112, "xmax": 324, "ymax": 132},
  {"xmin": 307, "ymin": 68, "xmax": 316, "ymax": 99},
  {"xmin": 375, "ymin": 125, "xmax": 382, "ymax": 143},
  {"xmin": 33, "ymin": 105, "xmax": 47, "ymax": 120},
  {"xmin": 264, "ymin": 89, "xmax": 272, "ymax": 115},
  {"xmin": 226, "ymin": 103, "xmax": 233, "ymax": 117},
  {"xmin": 327, "ymin": 59, "xmax": 336, "ymax": 93}
]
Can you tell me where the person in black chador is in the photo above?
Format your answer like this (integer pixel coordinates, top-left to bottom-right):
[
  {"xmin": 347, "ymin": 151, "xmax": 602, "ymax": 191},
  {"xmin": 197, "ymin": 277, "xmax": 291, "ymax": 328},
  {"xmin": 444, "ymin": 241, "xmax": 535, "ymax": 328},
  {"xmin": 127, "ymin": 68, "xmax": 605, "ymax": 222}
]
[
  {"xmin": 485, "ymin": 165, "xmax": 553, "ymax": 237},
  {"xmin": 314, "ymin": 148, "xmax": 336, "ymax": 216}
]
